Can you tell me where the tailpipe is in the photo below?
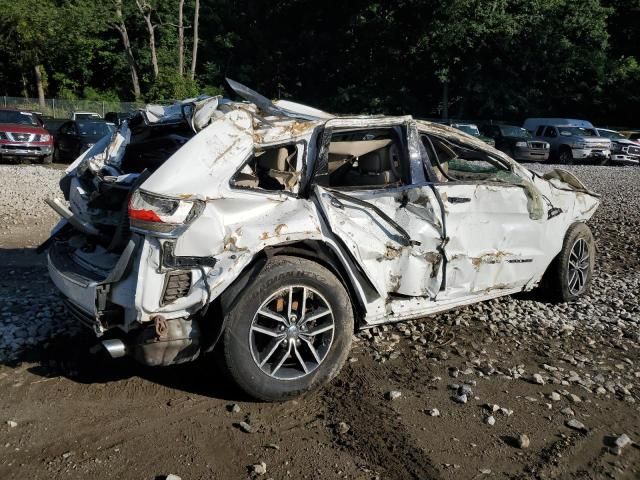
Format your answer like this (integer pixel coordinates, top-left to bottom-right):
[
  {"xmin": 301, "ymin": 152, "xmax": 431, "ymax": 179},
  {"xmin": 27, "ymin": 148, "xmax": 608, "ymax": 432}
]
[{"xmin": 98, "ymin": 339, "xmax": 128, "ymax": 358}]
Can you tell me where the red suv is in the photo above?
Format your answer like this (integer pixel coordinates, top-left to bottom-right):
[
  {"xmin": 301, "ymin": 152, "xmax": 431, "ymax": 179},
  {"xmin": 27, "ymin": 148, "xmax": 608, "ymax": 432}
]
[{"xmin": 0, "ymin": 109, "xmax": 54, "ymax": 164}]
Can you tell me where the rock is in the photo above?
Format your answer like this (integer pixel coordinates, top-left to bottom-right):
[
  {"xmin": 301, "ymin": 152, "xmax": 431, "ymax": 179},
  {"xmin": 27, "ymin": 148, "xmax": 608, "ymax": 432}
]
[
  {"xmin": 568, "ymin": 393, "xmax": 582, "ymax": 403},
  {"xmin": 549, "ymin": 392, "xmax": 561, "ymax": 401},
  {"xmin": 458, "ymin": 385, "xmax": 473, "ymax": 396},
  {"xmin": 165, "ymin": 475, "xmax": 182, "ymax": 480},
  {"xmin": 229, "ymin": 403, "xmax": 241, "ymax": 413},
  {"xmin": 532, "ymin": 373, "xmax": 545, "ymax": 385},
  {"xmin": 499, "ymin": 407, "xmax": 514, "ymax": 417},
  {"xmin": 335, "ymin": 422, "xmax": 350, "ymax": 435},
  {"xmin": 614, "ymin": 433, "xmax": 633, "ymax": 451},
  {"xmin": 484, "ymin": 403, "xmax": 500, "ymax": 413},
  {"xmin": 238, "ymin": 421, "xmax": 253, "ymax": 433},
  {"xmin": 426, "ymin": 408, "xmax": 440, "ymax": 417},
  {"xmin": 517, "ymin": 434, "xmax": 530, "ymax": 449},
  {"xmin": 251, "ymin": 461, "xmax": 267, "ymax": 475},
  {"xmin": 386, "ymin": 390, "xmax": 402, "ymax": 401},
  {"xmin": 565, "ymin": 419, "xmax": 588, "ymax": 433},
  {"xmin": 452, "ymin": 394, "xmax": 468, "ymax": 404},
  {"xmin": 560, "ymin": 407, "xmax": 575, "ymax": 416},
  {"xmin": 62, "ymin": 451, "xmax": 74, "ymax": 459},
  {"xmin": 484, "ymin": 415, "xmax": 496, "ymax": 426},
  {"xmin": 6, "ymin": 420, "xmax": 17, "ymax": 428}
]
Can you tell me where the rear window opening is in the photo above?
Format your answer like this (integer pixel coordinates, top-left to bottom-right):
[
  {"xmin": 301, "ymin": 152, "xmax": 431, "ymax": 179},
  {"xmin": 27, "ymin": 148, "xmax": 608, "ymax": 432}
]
[
  {"xmin": 325, "ymin": 128, "xmax": 405, "ymax": 188},
  {"xmin": 231, "ymin": 144, "xmax": 301, "ymax": 192}
]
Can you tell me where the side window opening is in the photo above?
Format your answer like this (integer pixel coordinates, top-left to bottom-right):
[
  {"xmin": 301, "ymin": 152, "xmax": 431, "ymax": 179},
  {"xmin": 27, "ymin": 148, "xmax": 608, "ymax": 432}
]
[
  {"xmin": 231, "ymin": 143, "xmax": 301, "ymax": 192},
  {"xmin": 536, "ymin": 125, "xmax": 545, "ymax": 137},
  {"xmin": 326, "ymin": 128, "xmax": 404, "ymax": 188},
  {"xmin": 421, "ymin": 134, "xmax": 515, "ymax": 183}
]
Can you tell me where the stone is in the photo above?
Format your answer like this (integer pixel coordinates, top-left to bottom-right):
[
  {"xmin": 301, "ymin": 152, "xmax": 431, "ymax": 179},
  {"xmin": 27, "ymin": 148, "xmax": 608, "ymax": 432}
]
[
  {"xmin": 335, "ymin": 422, "xmax": 350, "ymax": 435},
  {"xmin": 386, "ymin": 390, "xmax": 402, "ymax": 401},
  {"xmin": 614, "ymin": 433, "xmax": 632, "ymax": 449},
  {"xmin": 238, "ymin": 421, "xmax": 253, "ymax": 433},
  {"xmin": 484, "ymin": 415, "xmax": 496, "ymax": 426},
  {"xmin": 427, "ymin": 408, "xmax": 440, "ymax": 417},
  {"xmin": 6, "ymin": 420, "xmax": 17, "ymax": 428},
  {"xmin": 165, "ymin": 475, "xmax": 182, "ymax": 480},
  {"xmin": 229, "ymin": 403, "xmax": 241, "ymax": 413},
  {"xmin": 565, "ymin": 419, "xmax": 588, "ymax": 433},
  {"xmin": 251, "ymin": 462, "xmax": 267, "ymax": 475},
  {"xmin": 499, "ymin": 407, "xmax": 513, "ymax": 417},
  {"xmin": 452, "ymin": 394, "xmax": 468, "ymax": 404},
  {"xmin": 549, "ymin": 392, "xmax": 561, "ymax": 401},
  {"xmin": 560, "ymin": 407, "xmax": 575, "ymax": 416},
  {"xmin": 568, "ymin": 393, "xmax": 582, "ymax": 403},
  {"xmin": 517, "ymin": 434, "xmax": 530, "ymax": 449},
  {"xmin": 532, "ymin": 373, "xmax": 545, "ymax": 385}
]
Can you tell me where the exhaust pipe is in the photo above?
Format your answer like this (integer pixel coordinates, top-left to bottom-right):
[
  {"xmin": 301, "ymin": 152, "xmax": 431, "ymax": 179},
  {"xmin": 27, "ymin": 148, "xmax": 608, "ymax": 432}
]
[{"xmin": 100, "ymin": 339, "xmax": 128, "ymax": 358}]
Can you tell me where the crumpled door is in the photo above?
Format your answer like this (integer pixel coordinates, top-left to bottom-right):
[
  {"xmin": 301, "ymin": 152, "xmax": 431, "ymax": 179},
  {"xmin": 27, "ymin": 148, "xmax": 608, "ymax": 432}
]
[{"xmin": 315, "ymin": 185, "xmax": 445, "ymax": 299}]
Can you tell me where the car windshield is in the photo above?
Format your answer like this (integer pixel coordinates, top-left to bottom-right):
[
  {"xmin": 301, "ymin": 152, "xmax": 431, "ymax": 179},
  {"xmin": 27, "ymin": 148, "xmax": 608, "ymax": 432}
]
[
  {"xmin": 597, "ymin": 129, "xmax": 625, "ymax": 140},
  {"xmin": 500, "ymin": 126, "xmax": 531, "ymax": 138},
  {"xmin": 77, "ymin": 122, "xmax": 115, "ymax": 136},
  {"xmin": 454, "ymin": 124, "xmax": 480, "ymax": 136},
  {"xmin": 558, "ymin": 127, "xmax": 597, "ymax": 137},
  {"xmin": 0, "ymin": 111, "xmax": 38, "ymax": 126}
]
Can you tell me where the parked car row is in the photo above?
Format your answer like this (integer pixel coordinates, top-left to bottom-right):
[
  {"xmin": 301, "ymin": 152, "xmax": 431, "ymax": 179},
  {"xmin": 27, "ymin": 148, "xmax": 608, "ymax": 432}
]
[
  {"xmin": 0, "ymin": 108, "xmax": 129, "ymax": 164},
  {"xmin": 448, "ymin": 117, "xmax": 639, "ymax": 166}
]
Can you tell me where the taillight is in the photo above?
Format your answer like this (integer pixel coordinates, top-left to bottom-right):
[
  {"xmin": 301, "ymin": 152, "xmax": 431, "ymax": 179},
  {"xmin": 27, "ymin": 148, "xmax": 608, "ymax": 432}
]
[{"xmin": 128, "ymin": 190, "xmax": 203, "ymax": 236}]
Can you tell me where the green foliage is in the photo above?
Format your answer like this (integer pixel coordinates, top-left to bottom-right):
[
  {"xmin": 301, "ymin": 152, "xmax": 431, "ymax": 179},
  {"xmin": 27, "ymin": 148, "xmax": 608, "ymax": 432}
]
[{"xmin": 0, "ymin": 0, "xmax": 638, "ymax": 125}]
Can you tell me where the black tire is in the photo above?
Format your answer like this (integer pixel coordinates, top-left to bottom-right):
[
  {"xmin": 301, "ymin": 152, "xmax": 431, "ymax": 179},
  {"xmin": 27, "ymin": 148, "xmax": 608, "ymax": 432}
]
[
  {"xmin": 598, "ymin": 155, "xmax": 610, "ymax": 166},
  {"xmin": 559, "ymin": 147, "xmax": 574, "ymax": 165},
  {"xmin": 41, "ymin": 154, "xmax": 53, "ymax": 164},
  {"xmin": 53, "ymin": 146, "xmax": 61, "ymax": 163},
  {"xmin": 544, "ymin": 223, "xmax": 595, "ymax": 302},
  {"xmin": 220, "ymin": 256, "xmax": 354, "ymax": 401}
]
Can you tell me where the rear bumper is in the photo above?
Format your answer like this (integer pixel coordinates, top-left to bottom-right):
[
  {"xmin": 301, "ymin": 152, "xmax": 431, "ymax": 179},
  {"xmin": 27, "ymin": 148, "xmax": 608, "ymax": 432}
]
[{"xmin": 47, "ymin": 237, "xmax": 139, "ymax": 335}]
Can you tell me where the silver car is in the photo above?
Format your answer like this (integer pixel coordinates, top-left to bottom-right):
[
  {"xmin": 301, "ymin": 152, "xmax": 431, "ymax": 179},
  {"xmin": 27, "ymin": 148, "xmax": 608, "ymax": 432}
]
[{"xmin": 44, "ymin": 81, "xmax": 600, "ymax": 401}]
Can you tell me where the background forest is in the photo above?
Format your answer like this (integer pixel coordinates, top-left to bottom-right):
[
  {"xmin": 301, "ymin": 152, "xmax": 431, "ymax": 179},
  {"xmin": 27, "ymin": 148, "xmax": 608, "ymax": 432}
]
[{"xmin": 0, "ymin": 0, "xmax": 639, "ymax": 125}]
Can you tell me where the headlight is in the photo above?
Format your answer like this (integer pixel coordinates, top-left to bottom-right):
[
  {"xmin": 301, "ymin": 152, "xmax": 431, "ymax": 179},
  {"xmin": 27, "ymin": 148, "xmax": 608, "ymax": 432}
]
[
  {"xmin": 128, "ymin": 190, "xmax": 204, "ymax": 236},
  {"xmin": 515, "ymin": 141, "xmax": 527, "ymax": 148},
  {"xmin": 40, "ymin": 134, "xmax": 51, "ymax": 142}
]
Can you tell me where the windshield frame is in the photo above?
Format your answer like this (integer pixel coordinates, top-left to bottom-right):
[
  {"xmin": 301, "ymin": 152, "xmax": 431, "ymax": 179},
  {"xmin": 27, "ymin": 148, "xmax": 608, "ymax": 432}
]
[
  {"xmin": 558, "ymin": 126, "xmax": 597, "ymax": 137},
  {"xmin": 499, "ymin": 125, "xmax": 531, "ymax": 139}
]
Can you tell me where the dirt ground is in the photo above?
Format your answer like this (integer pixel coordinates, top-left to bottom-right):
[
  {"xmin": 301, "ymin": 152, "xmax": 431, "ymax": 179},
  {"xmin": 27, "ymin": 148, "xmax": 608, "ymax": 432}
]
[{"xmin": 0, "ymin": 164, "xmax": 639, "ymax": 480}]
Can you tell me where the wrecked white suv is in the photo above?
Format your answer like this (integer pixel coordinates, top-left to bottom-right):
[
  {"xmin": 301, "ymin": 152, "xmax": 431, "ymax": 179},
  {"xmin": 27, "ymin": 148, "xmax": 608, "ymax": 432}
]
[{"xmin": 43, "ymin": 81, "xmax": 600, "ymax": 401}]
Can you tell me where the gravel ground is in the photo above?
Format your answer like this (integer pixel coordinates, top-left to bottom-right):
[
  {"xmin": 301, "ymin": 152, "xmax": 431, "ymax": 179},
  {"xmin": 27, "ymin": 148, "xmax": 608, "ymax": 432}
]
[{"xmin": 0, "ymin": 163, "xmax": 638, "ymax": 479}]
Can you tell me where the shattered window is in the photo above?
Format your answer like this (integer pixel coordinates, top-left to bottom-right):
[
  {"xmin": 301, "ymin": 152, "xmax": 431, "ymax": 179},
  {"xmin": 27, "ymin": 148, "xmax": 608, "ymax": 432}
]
[
  {"xmin": 326, "ymin": 128, "xmax": 404, "ymax": 188},
  {"xmin": 231, "ymin": 143, "xmax": 301, "ymax": 192},
  {"xmin": 421, "ymin": 135, "xmax": 514, "ymax": 183}
]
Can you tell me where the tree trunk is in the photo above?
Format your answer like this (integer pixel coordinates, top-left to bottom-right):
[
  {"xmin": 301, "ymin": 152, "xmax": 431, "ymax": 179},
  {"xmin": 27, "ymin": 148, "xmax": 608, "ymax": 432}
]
[
  {"xmin": 114, "ymin": 0, "xmax": 142, "ymax": 100},
  {"xmin": 34, "ymin": 63, "xmax": 45, "ymax": 107},
  {"xmin": 190, "ymin": 0, "xmax": 199, "ymax": 80},
  {"xmin": 178, "ymin": 0, "xmax": 185, "ymax": 76},
  {"xmin": 136, "ymin": 0, "xmax": 159, "ymax": 80},
  {"xmin": 441, "ymin": 80, "xmax": 449, "ymax": 120}
]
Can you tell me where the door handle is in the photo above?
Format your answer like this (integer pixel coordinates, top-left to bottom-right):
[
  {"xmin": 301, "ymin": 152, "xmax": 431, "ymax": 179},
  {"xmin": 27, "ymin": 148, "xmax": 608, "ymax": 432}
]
[{"xmin": 448, "ymin": 196, "xmax": 471, "ymax": 204}]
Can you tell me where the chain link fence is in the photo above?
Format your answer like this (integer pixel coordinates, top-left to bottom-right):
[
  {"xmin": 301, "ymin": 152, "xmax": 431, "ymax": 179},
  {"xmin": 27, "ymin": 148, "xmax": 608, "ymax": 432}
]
[{"xmin": 1, "ymin": 96, "xmax": 142, "ymax": 119}]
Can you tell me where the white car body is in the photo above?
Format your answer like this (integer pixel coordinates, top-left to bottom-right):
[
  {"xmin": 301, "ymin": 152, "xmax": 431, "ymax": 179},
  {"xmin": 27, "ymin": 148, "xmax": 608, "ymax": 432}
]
[{"xmin": 45, "ymin": 83, "xmax": 600, "ymax": 369}]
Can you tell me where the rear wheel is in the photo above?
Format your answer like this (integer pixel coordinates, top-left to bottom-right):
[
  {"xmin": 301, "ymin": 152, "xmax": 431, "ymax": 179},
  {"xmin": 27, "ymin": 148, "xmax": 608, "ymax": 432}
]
[
  {"xmin": 220, "ymin": 256, "xmax": 354, "ymax": 401},
  {"xmin": 41, "ymin": 154, "xmax": 53, "ymax": 164},
  {"xmin": 544, "ymin": 223, "xmax": 595, "ymax": 302}
]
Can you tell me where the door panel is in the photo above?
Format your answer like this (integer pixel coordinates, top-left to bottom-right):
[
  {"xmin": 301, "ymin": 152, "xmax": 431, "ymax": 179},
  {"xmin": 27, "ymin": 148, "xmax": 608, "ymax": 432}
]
[
  {"xmin": 316, "ymin": 185, "xmax": 444, "ymax": 298},
  {"xmin": 435, "ymin": 183, "xmax": 545, "ymax": 298}
]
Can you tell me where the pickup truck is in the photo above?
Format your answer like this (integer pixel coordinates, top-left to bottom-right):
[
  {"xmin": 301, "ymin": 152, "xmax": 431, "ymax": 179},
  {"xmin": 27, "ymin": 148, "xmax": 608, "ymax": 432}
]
[{"xmin": 523, "ymin": 118, "xmax": 611, "ymax": 165}]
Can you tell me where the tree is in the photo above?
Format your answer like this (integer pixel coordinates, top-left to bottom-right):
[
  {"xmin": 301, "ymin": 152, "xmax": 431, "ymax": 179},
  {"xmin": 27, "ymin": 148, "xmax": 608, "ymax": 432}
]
[
  {"xmin": 191, "ymin": 0, "xmax": 200, "ymax": 80},
  {"xmin": 113, "ymin": 0, "xmax": 142, "ymax": 99},
  {"xmin": 135, "ymin": 0, "xmax": 160, "ymax": 80},
  {"xmin": 178, "ymin": 0, "xmax": 185, "ymax": 75}
]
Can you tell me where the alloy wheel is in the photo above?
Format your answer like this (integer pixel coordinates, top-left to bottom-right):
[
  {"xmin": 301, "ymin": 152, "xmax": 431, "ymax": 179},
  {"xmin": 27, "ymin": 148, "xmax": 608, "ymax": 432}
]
[
  {"xmin": 567, "ymin": 238, "xmax": 590, "ymax": 295},
  {"xmin": 249, "ymin": 285, "xmax": 335, "ymax": 381}
]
